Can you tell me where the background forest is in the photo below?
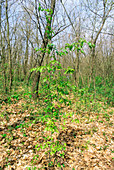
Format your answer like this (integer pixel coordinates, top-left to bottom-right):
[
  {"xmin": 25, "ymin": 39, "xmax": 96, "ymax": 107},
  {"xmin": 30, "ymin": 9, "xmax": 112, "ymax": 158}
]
[
  {"xmin": 0, "ymin": 0, "xmax": 114, "ymax": 169},
  {"xmin": 0, "ymin": 0, "xmax": 114, "ymax": 100}
]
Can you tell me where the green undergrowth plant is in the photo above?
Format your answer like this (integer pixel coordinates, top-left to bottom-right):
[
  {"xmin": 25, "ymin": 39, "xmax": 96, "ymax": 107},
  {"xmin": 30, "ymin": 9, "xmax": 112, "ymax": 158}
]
[
  {"xmin": 30, "ymin": 40, "xmax": 95, "ymax": 169},
  {"xmin": 95, "ymin": 76, "xmax": 114, "ymax": 106},
  {"xmin": 29, "ymin": 4, "xmax": 96, "ymax": 168},
  {"xmin": 76, "ymin": 76, "xmax": 114, "ymax": 107},
  {"xmin": 0, "ymin": 92, "xmax": 20, "ymax": 104},
  {"xmin": 31, "ymin": 60, "xmax": 73, "ymax": 168},
  {"xmin": 73, "ymin": 86, "xmax": 102, "ymax": 114}
]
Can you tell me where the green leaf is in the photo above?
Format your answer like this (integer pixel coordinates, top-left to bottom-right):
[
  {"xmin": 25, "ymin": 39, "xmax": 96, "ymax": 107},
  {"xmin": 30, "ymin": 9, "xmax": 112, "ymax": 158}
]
[
  {"xmin": 2, "ymin": 134, "xmax": 7, "ymax": 138},
  {"xmin": 23, "ymin": 133, "xmax": 27, "ymax": 137},
  {"xmin": 63, "ymin": 49, "xmax": 68, "ymax": 54},
  {"xmin": 43, "ymin": 78, "xmax": 47, "ymax": 82},
  {"xmin": 35, "ymin": 144, "xmax": 38, "ymax": 148},
  {"xmin": 38, "ymin": 6, "xmax": 41, "ymax": 11},
  {"xmin": 46, "ymin": 30, "xmax": 50, "ymax": 34},
  {"xmin": 57, "ymin": 163, "xmax": 61, "ymax": 168},
  {"xmin": 77, "ymin": 46, "xmax": 81, "ymax": 52},
  {"xmin": 88, "ymin": 42, "xmax": 93, "ymax": 48},
  {"xmin": 50, "ymin": 151, "xmax": 54, "ymax": 155},
  {"xmin": 92, "ymin": 44, "xmax": 95, "ymax": 47},
  {"xmin": 81, "ymin": 50, "xmax": 84, "ymax": 54},
  {"xmin": 69, "ymin": 45, "xmax": 73, "ymax": 50},
  {"xmin": 75, "ymin": 119, "xmax": 80, "ymax": 123},
  {"xmin": 63, "ymin": 164, "xmax": 65, "ymax": 167},
  {"xmin": 64, "ymin": 68, "xmax": 74, "ymax": 74}
]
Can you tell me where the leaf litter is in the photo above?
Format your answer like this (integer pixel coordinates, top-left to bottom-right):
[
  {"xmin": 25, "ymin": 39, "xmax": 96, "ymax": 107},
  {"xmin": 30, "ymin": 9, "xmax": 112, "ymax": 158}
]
[{"xmin": 0, "ymin": 96, "xmax": 114, "ymax": 170}]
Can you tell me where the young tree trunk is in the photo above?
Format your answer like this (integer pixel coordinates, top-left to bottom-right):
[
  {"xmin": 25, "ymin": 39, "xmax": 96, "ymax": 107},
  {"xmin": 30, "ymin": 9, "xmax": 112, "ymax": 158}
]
[
  {"xmin": 32, "ymin": 0, "xmax": 56, "ymax": 99},
  {"xmin": 23, "ymin": 31, "xmax": 29, "ymax": 79},
  {"xmin": 17, "ymin": 49, "xmax": 20, "ymax": 81},
  {"xmin": 1, "ymin": 39, "xmax": 7, "ymax": 93},
  {"xmin": 5, "ymin": 0, "xmax": 12, "ymax": 92},
  {"xmin": 0, "ymin": 1, "xmax": 7, "ymax": 93}
]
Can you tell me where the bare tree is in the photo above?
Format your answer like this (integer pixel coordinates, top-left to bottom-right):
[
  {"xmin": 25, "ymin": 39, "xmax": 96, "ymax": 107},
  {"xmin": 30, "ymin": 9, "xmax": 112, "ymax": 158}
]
[{"xmin": 6, "ymin": 0, "xmax": 13, "ymax": 91}]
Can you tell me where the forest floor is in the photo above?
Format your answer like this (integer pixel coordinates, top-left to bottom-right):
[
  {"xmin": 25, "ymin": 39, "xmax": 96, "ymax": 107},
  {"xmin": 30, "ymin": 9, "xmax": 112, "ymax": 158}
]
[{"xmin": 0, "ymin": 93, "xmax": 114, "ymax": 170}]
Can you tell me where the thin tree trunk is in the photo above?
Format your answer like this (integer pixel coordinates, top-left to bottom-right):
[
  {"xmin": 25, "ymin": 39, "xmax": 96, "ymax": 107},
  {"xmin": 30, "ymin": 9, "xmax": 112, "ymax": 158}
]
[
  {"xmin": 6, "ymin": 0, "xmax": 12, "ymax": 92},
  {"xmin": 24, "ymin": 31, "xmax": 29, "ymax": 79},
  {"xmin": 17, "ymin": 49, "xmax": 20, "ymax": 81},
  {"xmin": 32, "ymin": 0, "xmax": 56, "ymax": 99},
  {"xmin": 1, "ymin": 1, "xmax": 7, "ymax": 93},
  {"xmin": 2, "ymin": 39, "xmax": 7, "ymax": 93}
]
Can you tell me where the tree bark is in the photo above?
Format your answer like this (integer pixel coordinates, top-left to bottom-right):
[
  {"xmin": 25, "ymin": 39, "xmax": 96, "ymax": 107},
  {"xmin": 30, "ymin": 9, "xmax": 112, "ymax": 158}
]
[
  {"xmin": 0, "ymin": 1, "xmax": 7, "ymax": 93},
  {"xmin": 32, "ymin": 0, "xmax": 56, "ymax": 99},
  {"xmin": 6, "ymin": 0, "xmax": 12, "ymax": 92}
]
